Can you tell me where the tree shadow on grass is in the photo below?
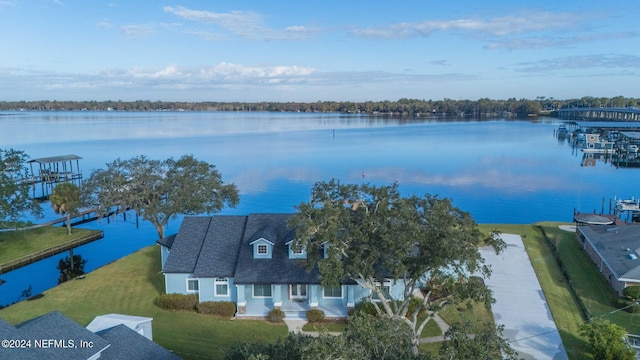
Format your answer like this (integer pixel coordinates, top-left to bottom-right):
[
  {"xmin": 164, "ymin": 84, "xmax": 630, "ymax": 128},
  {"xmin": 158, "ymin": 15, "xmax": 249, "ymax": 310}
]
[{"xmin": 140, "ymin": 245, "xmax": 165, "ymax": 295}]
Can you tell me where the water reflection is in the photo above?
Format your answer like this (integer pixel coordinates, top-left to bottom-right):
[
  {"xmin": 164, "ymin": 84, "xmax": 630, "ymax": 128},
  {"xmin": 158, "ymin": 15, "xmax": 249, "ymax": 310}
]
[
  {"xmin": 1, "ymin": 112, "xmax": 639, "ymax": 305},
  {"xmin": 553, "ymin": 122, "xmax": 640, "ymax": 168}
]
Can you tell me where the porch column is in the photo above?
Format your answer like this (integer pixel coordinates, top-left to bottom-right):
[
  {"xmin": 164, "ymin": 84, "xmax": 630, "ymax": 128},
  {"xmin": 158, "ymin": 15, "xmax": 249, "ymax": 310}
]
[
  {"xmin": 346, "ymin": 286, "xmax": 355, "ymax": 309},
  {"xmin": 273, "ymin": 284, "xmax": 283, "ymax": 309},
  {"xmin": 237, "ymin": 284, "xmax": 246, "ymax": 314},
  {"xmin": 309, "ymin": 285, "xmax": 318, "ymax": 308}
]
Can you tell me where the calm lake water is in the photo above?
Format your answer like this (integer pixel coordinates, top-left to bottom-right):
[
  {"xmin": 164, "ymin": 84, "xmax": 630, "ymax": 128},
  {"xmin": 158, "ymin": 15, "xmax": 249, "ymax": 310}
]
[{"xmin": 1, "ymin": 111, "xmax": 638, "ymax": 305}]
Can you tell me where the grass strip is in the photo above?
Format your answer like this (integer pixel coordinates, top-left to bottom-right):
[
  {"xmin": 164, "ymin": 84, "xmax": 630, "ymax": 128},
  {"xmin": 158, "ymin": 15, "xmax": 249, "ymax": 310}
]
[
  {"xmin": 479, "ymin": 224, "xmax": 589, "ymax": 360},
  {"xmin": 0, "ymin": 227, "xmax": 100, "ymax": 264},
  {"xmin": 0, "ymin": 245, "xmax": 288, "ymax": 359},
  {"xmin": 537, "ymin": 223, "xmax": 640, "ymax": 334}
]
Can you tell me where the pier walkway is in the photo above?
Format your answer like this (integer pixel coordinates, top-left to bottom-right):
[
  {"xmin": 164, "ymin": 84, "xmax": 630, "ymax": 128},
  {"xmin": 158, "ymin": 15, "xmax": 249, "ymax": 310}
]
[{"xmin": 557, "ymin": 107, "xmax": 640, "ymax": 121}]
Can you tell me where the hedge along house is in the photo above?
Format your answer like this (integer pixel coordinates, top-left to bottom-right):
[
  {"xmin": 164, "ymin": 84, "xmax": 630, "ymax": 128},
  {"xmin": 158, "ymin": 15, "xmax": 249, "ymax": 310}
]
[
  {"xmin": 158, "ymin": 214, "xmax": 404, "ymax": 319},
  {"xmin": 576, "ymin": 224, "xmax": 640, "ymax": 295}
]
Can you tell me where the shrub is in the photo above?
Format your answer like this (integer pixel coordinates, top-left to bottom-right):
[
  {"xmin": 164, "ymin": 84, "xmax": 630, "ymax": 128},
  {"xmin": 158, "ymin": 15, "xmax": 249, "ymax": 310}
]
[
  {"xmin": 267, "ymin": 308, "xmax": 285, "ymax": 323},
  {"xmin": 156, "ymin": 293, "xmax": 198, "ymax": 311},
  {"xmin": 306, "ymin": 309, "xmax": 325, "ymax": 323},
  {"xmin": 197, "ymin": 301, "xmax": 236, "ymax": 317},
  {"xmin": 351, "ymin": 300, "xmax": 379, "ymax": 317},
  {"xmin": 405, "ymin": 297, "xmax": 426, "ymax": 318}
]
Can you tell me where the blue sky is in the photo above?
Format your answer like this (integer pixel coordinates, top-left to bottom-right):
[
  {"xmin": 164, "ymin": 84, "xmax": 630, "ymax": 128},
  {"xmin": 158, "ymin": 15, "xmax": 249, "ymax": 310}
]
[{"xmin": 0, "ymin": 0, "xmax": 638, "ymax": 102}]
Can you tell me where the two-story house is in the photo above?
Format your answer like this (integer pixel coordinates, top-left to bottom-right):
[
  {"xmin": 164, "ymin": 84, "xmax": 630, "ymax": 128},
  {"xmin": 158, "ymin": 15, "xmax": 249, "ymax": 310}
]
[{"xmin": 158, "ymin": 213, "xmax": 404, "ymax": 319}]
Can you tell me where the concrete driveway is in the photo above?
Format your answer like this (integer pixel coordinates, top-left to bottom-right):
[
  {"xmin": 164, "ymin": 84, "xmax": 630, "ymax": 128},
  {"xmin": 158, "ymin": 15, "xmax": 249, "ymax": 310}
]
[{"xmin": 480, "ymin": 234, "xmax": 569, "ymax": 360}]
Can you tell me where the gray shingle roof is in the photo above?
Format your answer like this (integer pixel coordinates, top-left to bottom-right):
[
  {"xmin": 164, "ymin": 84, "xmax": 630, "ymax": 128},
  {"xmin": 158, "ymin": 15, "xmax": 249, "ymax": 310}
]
[
  {"xmin": 193, "ymin": 216, "xmax": 247, "ymax": 278},
  {"xmin": 163, "ymin": 217, "xmax": 213, "ymax": 273},
  {"xmin": 234, "ymin": 214, "xmax": 320, "ymax": 284},
  {"xmin": 163, "ymin": 213, "xmax": 322, "ymax": 284},
  {"xmin": 0, "ymin": 312, "xmax": 181, "ymax": 360},
  {"xmin": 96, "ymin": 324, "xmax": 181, "ymax": 360},
  {"xmin": 580, "ymin": 225, "xmax": 640, "ymax": 280},
  {"xmin": 0, "ymin": 318, "xmax": 16, "ymax": 338},
  {"xmin": 5, "ymin": 311, "xmax": 110, "ymax": 360},
  {"xmin": 156, "ymin": 234, "xmax": 177, "ymax": 249}
]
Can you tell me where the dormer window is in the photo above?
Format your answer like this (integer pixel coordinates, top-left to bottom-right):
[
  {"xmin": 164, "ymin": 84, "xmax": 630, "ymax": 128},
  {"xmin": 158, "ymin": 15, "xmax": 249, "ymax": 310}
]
[
  {"xmin": 258, "ymin": 244, "xmax": 268, "ymax": 255},
  {"xmin": 250, "ymin": 225, "xmax": 276, "ymax": 259},
  {"xmin": 285, "ymin": 240, "xmax": 306, "ymax": 259},
  {"xmin": 250, "ymin": 238, "xmax": 274, "ymax": 259},
  {"xmin": 322, "ymin": 242, "xmax": 342, "ymax": 260}
]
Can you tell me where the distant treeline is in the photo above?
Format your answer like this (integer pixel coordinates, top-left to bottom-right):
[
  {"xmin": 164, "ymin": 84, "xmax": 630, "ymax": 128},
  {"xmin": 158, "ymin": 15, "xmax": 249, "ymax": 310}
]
[{"xmin": 1, "ymin": 96, "xmax": 638, "ymax": 118}]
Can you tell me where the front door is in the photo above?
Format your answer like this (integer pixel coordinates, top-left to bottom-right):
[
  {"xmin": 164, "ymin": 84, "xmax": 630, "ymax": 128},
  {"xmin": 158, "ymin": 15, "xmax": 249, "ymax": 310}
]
[{"xmin": 290, "ymin": 284, "xmax": 308, "ymax": 301}]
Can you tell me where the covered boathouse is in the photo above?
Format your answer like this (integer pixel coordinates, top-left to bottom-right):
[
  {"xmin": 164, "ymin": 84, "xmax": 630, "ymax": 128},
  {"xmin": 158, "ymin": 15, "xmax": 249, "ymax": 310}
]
[{"xmin": 25, "ymin": 154, "xmax": 83, "ymax": 199}]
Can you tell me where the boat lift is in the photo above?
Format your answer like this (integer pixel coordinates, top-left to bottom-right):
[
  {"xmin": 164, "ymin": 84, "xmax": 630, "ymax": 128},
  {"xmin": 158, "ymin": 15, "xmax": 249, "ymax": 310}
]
[{"xmin": 25, "ymin": 155, "xmax": 83, "ymax": 199}]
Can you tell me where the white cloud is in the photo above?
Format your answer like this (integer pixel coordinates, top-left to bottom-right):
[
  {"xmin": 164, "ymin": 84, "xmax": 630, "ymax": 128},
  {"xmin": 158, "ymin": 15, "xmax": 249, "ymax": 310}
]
[
  {"xmin": 195, "ymin": 63, "xmax": 316, "ymax": 82},
  {"xmin": 0, "ymin": 61, "xmax": 485, "ymax": 101},
  {"xmin": 120, "ymin": 24, "xmax": 155, "ymax": 38},
  {"xmin": 350, "ymin": 11, "xmax": 589, "ymax": 39},
  {"xmin": 163, "ymin": 5, "xmax": 318, "ymax": 41},
  {"xmin": 127, "ymin": 64, "xmax": 185, "ymax": 79},
  {"xmin": 486, "ymin": 32, "xmax": 637, "ymax": 50},
  {"xmin": 516, "ymin": 54, "xmax": 640, "ymax": 73},
  {"xmin": 429, "ymin": 60, "xmax": 450, "ymax": 66},
  {"xmin": 118, "ymin": 22, "xmax": 179, "ymax": 37},
  {"xmin": 97, "ymin": 21, "xmax": 113, "ymax": 29}
]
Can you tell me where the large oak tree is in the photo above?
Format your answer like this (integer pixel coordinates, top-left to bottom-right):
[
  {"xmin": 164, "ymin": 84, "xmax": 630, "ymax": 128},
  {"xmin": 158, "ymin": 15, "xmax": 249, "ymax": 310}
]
[
  {"xmin": 0, "ymin": 148, "xmax": 42, "ymax": 229},
  {"xmin": 83, "ymin": 154, "xmax": 239, "ymax": 239},
  {"xmin": 290, "ymin": 179, "xmax": 506, "ymax": 355}
]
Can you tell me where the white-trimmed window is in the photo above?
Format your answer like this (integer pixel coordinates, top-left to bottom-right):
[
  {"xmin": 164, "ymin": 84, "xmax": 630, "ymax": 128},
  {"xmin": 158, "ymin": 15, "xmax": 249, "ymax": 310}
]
[
  {"xmin": 257, "ymin": 244, "xmax": 268, "ymax": 255},
  {"xmin": 323, "ymin": 285, "xmax": 342, "ymax": 299},
  {"xmin": 286, "ymin": 240, "xmax": 306, "ymax": 259},
  {"xmin": 253, "ymin": 284, "xmax": 272, "ymax": 298},
  {"xmin": 214, "ymin": 277, "xmax": 228, "ymax": 296},
  {"xmin": 372, "ymin": 280, "xmax": 391, "ymax": 301},
  {"xmin": 186, "ymin": 278, "xmax": 199, "ymax": 293}
]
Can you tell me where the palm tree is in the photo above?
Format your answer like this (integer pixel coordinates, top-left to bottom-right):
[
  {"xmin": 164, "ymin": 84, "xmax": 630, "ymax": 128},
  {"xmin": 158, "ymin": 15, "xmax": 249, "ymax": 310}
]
[
  {"xmin": 50, "ymin": 183, "xmax": 82, "ymax": 235},
  {"xmin": 57, "ymin": 255, "xmax": 86, "ymax": 283}
]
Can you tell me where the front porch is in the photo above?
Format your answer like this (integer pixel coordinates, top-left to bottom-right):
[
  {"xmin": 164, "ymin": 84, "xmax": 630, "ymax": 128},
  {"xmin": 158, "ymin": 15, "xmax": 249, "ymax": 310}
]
[
  {"xmin": 235, "ymin": 299, "xmax": 349, "ymax": 320},
  {"xmin": 234, "ymin": 283, "xmax": 351, "ymax": 319}
]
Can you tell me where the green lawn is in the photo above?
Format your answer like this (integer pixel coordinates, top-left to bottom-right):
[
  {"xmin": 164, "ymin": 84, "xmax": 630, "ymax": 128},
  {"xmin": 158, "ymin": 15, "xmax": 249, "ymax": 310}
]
[
  {"xmin": 0, "ymin": 245, "xmax": 288, "ymax": 359},
  {"xmin": 537, "ymin": 224, "xmax": 640, "ymax": 332},
  {"xmin": 5, "ymin": 222, "xmax": 627, "ymax": 360},
  {"xmin": 439, "ymin": 300, "xmax": 495, "ymax": 333},
  {"xmin": 302, "ymin": 320, "xmax": 347, "ymax": 333},
  {"xmin": 479, "ymin": 224, "xmax": 589, "ymax": 360},
  {"xmin": 0, "ymin": 226, "xmax": 101, "ymax": 267},
  {"xmin": 480, "ymin": 223, "xmax": 602, "ymax": 359}
]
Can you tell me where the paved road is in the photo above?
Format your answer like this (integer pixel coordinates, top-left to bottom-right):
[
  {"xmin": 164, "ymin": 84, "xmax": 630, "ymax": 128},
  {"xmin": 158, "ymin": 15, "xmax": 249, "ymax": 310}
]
[{"xmin": 480, "ymin": 234, "xmax": 568, "ymax": 360}]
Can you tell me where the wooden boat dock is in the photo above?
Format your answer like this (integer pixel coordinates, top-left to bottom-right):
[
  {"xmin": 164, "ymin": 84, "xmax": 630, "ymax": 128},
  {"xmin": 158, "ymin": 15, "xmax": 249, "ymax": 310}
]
[{"xmin": 22, "ymin": 154, "xmax": 83, "ymax": 199}]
